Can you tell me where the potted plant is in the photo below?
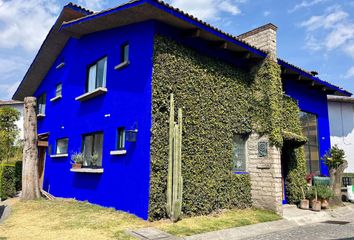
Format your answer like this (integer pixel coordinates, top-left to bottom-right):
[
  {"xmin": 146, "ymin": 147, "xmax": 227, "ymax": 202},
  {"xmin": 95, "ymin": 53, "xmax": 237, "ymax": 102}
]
[
  {"xmin": 316, "ymin": 184, "xmax": 334, "ymax": 209},
  {"xmin": 89, "ymin": 152, "xmax": 99, "ymax": 168},
  {"xmin": 312, "ymin": 186, "xmax": 322, "ymax": 212},
  {"xmin": 71, "ymin": 152, "xmax": 84, "ymax": 169},
  {"xmin": 300, "ymin": 186, "xmax": 309, "ymax": 210}
]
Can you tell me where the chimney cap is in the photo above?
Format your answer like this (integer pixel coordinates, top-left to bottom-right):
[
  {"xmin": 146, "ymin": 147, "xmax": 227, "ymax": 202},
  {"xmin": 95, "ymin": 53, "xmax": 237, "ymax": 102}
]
[{"xmin": 238, "ymin": 23, "xmax": 278, "ymax": 40}]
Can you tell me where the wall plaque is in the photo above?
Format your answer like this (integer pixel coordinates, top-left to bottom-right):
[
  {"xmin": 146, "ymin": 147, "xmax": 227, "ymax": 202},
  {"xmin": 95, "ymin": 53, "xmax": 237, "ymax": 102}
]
[{"xmin": 258, "ymin": 141, "xmax": 268, "ymax": 157}]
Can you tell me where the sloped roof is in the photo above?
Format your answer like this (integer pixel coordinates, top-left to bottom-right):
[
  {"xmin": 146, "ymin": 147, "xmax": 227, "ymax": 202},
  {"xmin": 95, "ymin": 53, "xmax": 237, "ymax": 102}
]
[{"xmin": 12, "ymin": 0, "xmax": 351, "ymax": 100}]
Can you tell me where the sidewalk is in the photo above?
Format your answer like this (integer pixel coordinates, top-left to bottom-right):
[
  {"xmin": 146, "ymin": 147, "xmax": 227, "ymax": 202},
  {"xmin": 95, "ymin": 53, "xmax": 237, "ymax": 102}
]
[{"xmin": 184, "ymin": 203, "xmax": 354, "ymax": 240}]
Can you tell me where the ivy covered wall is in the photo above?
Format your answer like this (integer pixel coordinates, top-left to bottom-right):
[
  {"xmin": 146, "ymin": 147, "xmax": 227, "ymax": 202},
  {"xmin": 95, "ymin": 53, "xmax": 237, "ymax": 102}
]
[{"xmin": 149, "ymin": 35, "xmax": 306, "ymax": 220}]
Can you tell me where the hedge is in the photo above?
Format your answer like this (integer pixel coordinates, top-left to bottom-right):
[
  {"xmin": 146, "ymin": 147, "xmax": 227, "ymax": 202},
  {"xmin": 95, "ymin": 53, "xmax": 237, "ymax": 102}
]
[
  {"xmin": 0, "ymin": 161, "xmax": 22, "ymax": 200},
  {"xmin": 0, "ymin": 164, "xmax": 16, "ymax": 200},
  {"xmin": 149, "ymin": 36, "xmax": 306, "ymax": 220}
]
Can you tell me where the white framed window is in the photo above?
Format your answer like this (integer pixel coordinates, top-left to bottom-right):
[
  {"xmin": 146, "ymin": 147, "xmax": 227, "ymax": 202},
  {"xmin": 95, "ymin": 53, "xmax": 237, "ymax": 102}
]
[
  {"xmin": 55, "ymin": 83, "xmax": 62, "ymax": 97},
  {"xmin": 121, "ymin": 43, "xmax": 129, "ymax": 63},
  {"xmin": 87, "ymin": 57, "xmax": 107, "ymax": 93},
  {"xmin": 82, "ymin": 132, "xmax": 104, "ymax": 167},
  {"xmin": 117, "ymin": 128, "xmax": 126, "ymax": 150},
  {"xmin": 56, "ymin": 138, "xmax": 68, "ymax": 154},
  {"xmin": 232, "ymin": 135, "xmax": 248, "ymax": 172},
  {"xmin": 37, "ymin": 93, "xmax": 46, "ymax": 115}
]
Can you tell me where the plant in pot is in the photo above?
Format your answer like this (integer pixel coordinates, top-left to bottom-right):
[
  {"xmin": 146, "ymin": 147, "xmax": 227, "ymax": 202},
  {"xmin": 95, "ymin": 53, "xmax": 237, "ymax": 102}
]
[
  {"xmin": 311, "ymin": 186, "xmax": 322, "ymax": 212},
  {"xmin": 316, "ymin": 184, "xmax": 334, "ymax": 209},
  {"xmin": 71, "ymin": 152, "xmax": 84, "ymax": 169},
  {"xmin": 89, "ymin": 152, "xmax": 99, "ymax": 169},
  {"xmin": 300, "ymin": 186, "xmax": 310, "ymax": 210}
]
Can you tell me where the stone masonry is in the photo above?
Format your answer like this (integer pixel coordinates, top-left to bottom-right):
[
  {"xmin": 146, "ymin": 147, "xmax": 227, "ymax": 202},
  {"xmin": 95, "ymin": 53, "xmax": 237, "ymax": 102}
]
[
  {"xmin": 239, "ymin": 23, "xmax": 282, "ymax": 214},
  {"xmin": 247, "ymin": 133, "xmax": 283, "ymax": 215},
  {"xmin": 238, "ymin": 23, "xmax": 277, "ymax": 61}
]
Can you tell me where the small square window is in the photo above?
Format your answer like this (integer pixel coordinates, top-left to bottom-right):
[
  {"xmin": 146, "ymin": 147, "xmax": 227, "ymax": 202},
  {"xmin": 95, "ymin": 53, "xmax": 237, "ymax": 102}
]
[
  {"xmin": 56, "ymin": 138, "xmax": 68, "ymax": 154},
  {"xmin": 232, "ymin": 135, "xmax": 247, "ymax": 172},
  {"xmin": 121, "ymin": 43, "xmax": 129, "ymax": 63},
  {"xmin": 55, "ymin": 83, "xmax": 62, "ymax": 97},
  {"xmin": 87, "ymin": 57, "xmax": 107, "ymax": 93},
  {"xmin": 37, "ymin": 93, "xmax": 46, "ymax": 115},
  {"xmin": 117, "ymin": 128, "xmax": 125, "ymax": 150}
]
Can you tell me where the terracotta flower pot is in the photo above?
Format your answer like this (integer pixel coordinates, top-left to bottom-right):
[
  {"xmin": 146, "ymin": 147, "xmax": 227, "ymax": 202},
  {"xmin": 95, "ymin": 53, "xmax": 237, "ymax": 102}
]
[
  {"xmin": 312, "ymin": 200, "xmax": 321, "ymax": 212},
  {"xmin": 300, "ymin": 199, "xmax": 310, "ymax": 210},
  {"xmin": 72, "ymin": 163, "xmax": 82, "ymax": 169},
  {"xmin": 321, "ymin": 199, "xmax": 329, "ymax": 209}
]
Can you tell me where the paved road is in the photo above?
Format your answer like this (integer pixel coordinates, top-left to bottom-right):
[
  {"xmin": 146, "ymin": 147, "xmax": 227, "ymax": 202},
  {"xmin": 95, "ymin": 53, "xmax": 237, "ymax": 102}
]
[{"xmin": 245, "ymin": 212, "xmax": 354, "ymax": 240}]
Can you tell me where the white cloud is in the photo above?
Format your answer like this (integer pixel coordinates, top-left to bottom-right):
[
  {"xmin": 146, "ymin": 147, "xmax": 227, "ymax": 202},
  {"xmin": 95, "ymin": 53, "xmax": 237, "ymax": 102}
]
[
  {"xmin": 0, "ymin": 81, "xmax": 20, "ymax": 100},
  {"xmin": 168, "ymin": 0, "xmax": 243, "ymax": 21},
  {"xmin": 300, "ymin": 9, "xmax": 348, "ymax": 31},
  {"xmin": 77, "ymin": 0, "xmax": 106, "ymax": 11},
  {"xmin": 289, "ymin": 0, "xmax": 327, "ymax": 13},
  {"xmin": 300, "ymin": 7, "xmax": 354, "ymax": 58},
  {"xmin": 263, "ymin": 11, "xmax": 270, "ymax": 17},
  {"xmin": 344, "ymin": 66, "xmax": 354, "ymax": 78},
  {"xmin": 218, "ymin": 1, "xmax": 241, "ymax": 16},
  {"xmin": 325, "ymin": 23, "xmax": 354, "ymax": 49},
  {"xmin": 0, "ymin": 0, "xmax": 59, "ymax": 52}
]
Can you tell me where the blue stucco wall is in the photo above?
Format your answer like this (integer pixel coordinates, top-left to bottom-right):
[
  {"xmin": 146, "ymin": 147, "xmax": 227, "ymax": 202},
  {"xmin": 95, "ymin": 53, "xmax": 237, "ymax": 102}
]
[
  {"xmin": 284, "ymin": 79, "xmax": 331, "ymax": 176},
  {"xmin": 34, "ymin": 21, "xmax": 155, "ymax": 220}
]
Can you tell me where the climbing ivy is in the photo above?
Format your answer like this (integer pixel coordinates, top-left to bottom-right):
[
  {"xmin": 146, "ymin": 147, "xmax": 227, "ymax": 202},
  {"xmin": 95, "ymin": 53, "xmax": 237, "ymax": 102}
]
[{"xmin": 149, "ymin": 36, "xmax": 306, "ymax": 220}]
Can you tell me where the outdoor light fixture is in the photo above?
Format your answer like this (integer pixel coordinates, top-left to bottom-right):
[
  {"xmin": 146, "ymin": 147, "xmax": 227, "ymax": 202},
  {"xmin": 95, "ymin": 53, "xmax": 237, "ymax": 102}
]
[{"xmin": 126, "ymin": 122, "xmax": 138, "ymax": 142}]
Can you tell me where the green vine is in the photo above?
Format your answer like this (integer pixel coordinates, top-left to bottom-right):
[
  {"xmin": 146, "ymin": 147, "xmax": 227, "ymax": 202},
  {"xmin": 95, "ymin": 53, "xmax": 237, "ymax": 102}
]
[{"xmin": 149, "ymin": 35, "xmax": 307, "ymax": 220}]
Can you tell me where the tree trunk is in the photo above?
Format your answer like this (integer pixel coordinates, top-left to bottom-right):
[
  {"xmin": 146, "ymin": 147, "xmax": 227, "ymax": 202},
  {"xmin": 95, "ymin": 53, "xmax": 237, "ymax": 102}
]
[
  {"xmin": 330, "ymin": 160, "xmax": 348, "ymax": 205},
  {"xmin": 21, "ymin": 97, "xmax": 40, "ymax": 200}
]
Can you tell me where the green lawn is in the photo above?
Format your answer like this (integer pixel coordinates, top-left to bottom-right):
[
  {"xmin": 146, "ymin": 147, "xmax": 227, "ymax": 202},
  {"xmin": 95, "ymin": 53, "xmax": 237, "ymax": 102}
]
[{"xmin": 0, "ymin": 198, "xmax": 280, "ymax": 240}]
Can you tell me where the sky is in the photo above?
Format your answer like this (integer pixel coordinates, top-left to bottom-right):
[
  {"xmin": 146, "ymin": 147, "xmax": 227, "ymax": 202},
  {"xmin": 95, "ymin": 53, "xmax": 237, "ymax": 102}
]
[{"xmin": 0, "ymin": 0, "xmax": 354, "ymax": 100}]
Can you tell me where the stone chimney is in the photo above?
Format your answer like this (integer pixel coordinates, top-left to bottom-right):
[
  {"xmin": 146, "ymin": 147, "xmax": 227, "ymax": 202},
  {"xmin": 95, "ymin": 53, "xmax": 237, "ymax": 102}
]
[{"xmin": 238, "ymin": 23, "xmax": 277, "ymax": 60}]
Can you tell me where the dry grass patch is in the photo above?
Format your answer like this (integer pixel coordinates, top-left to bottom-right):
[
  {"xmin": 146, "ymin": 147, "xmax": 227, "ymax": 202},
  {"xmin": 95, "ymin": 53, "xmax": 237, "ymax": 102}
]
[
  {"xmin": 0, "ymin": 198, "xmax": 280, "ymax": 240},
  {"xmin": 153, "ymin": 208, "xmax": 281, "ymax": 237}
]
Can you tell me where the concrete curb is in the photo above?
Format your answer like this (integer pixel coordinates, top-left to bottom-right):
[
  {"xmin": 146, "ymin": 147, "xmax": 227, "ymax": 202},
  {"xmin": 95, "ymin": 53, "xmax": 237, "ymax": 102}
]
[
  {"xmin": 184, "ymin": 219, "xmax": 298, "ymax": 240},
  {"xmin": 184, "ymin": 204, "xmax": 354, "ymax": 240},
  {"xmin": 0, "ymin": 204, "xmax": 11, "ymax": 224}
]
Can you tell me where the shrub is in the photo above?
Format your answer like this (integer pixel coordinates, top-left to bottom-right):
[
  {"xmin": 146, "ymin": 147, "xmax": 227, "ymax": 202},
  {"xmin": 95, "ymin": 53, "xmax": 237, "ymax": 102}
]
[
  {"xmin": 14, "ymin": 161, "xmax": 22, "ymax": 191},
  {"xmin": 0, "ymin": 164, "xmax": 16, "ymax": 200}
]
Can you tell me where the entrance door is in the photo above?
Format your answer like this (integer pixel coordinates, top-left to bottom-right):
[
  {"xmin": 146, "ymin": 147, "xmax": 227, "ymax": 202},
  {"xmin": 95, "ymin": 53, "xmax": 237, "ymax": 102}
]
[
  {"xmin": 38, "ymin": 146, "xmax": 47, "ymax": 189},
  {"xmin": 281, "ymin": 143, "xmax": 291, "ymax": 204},
  {"xmin": 37, "ymin": 133, "xmax": 49, "ymax": 189}
]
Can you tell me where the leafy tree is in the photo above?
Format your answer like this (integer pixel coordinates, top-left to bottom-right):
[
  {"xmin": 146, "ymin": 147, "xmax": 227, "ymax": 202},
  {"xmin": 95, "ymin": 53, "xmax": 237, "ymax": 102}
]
[
  {"xmin": 323, "ymin": 145, "xmax": 346, "ymax": 169},
  {"xmin": 0, "ymin": 107, "xmax": 20, "ymax": 163}
]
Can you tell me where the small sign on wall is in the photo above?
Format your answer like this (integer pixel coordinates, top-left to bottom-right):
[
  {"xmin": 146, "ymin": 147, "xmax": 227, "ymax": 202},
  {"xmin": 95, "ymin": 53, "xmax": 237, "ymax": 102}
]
[{"xmin": 258, "ymin": 141, "xmax": 268, "ymax": 157}]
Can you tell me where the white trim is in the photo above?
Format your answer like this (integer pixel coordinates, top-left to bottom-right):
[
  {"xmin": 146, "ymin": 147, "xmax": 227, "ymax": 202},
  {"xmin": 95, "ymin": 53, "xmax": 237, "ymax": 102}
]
[
  {"xmin": 114, "ymin": 61, "xmax": 130, "ymax": 70},
  {"xmin": 70, "ymin": 168, "xmax": 104, "ymax": 173},
  {"xmin": 110, "ymin": 149, "xmax": 127, "ymax": 155},
  {"xmin": 37, "ymin": 113, "xmax": 45, "ymax": 118},
  {"xmin": 50, "ymin": 95, "xmax": 62, "ymax": 102},
  {"xmin": 50, "ymin": 153, "xmax": 68, "ymax": 158},
  {"xmin": 56, "ymin": 62, "xmax": 65, "ymax": 69},
  {"xmin": 75, "ymin": 87, "xmax": 107, "ymax": 101}
]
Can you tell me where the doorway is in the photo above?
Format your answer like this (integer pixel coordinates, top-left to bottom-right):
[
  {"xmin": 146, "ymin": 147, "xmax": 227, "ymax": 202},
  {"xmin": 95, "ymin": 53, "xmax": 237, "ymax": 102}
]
[{"xmin": 38, "ymin": 133, "xmax": 49, "ymax": 189}]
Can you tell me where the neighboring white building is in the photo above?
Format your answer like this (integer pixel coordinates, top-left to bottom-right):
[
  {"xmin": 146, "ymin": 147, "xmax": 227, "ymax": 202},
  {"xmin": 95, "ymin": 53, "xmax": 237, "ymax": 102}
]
[
  {"xmin": 0, "ymin": 100, "xmax": 24, "ymax": 140},
  {"xmin": 328, "ymin": 96, "xmax": 354, "ymax": 173}
]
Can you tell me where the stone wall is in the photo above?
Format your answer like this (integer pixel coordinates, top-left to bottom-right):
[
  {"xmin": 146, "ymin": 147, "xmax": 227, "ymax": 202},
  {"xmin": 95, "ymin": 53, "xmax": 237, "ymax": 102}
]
[{"xmin": 247, "ymin": 133, "xmax": 283, "ymax": 215}]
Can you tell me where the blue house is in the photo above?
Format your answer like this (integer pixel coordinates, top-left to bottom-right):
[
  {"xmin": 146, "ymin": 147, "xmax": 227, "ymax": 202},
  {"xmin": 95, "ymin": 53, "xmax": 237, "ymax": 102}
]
[{"xmin": 13, "ymin": 0, "xmax": 351, "ymax": 220}]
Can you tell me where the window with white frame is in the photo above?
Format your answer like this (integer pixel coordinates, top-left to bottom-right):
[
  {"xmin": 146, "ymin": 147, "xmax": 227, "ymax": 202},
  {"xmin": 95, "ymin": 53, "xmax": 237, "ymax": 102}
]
[
  {"xmin": 56, "ymin": 138, "xmax": 68, "ymax": 154},
  {"xmin": 37, "ymin": 93, "xmax": 46, "ymax": 115},
  {"xmin": 121, "ymin": 43, "xmax": 129, "ymax": 63},
  {"xmin": 55, "ymin": 83, "xmax": 62, "ymax": 97},
  {"xmin": 87, "ymin": 57, "xmax": 107, "ymax": 93},
  {"xmin": 82, "ymin": 132, "xmax": 104, "ymax": 167},
  {"xmin": 232, "ymin": 135, "xmax": 247, "ymax": 172},
  {"xmin": 117, "ymin": 128, "xmax": 125, "ymax": 150}
]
